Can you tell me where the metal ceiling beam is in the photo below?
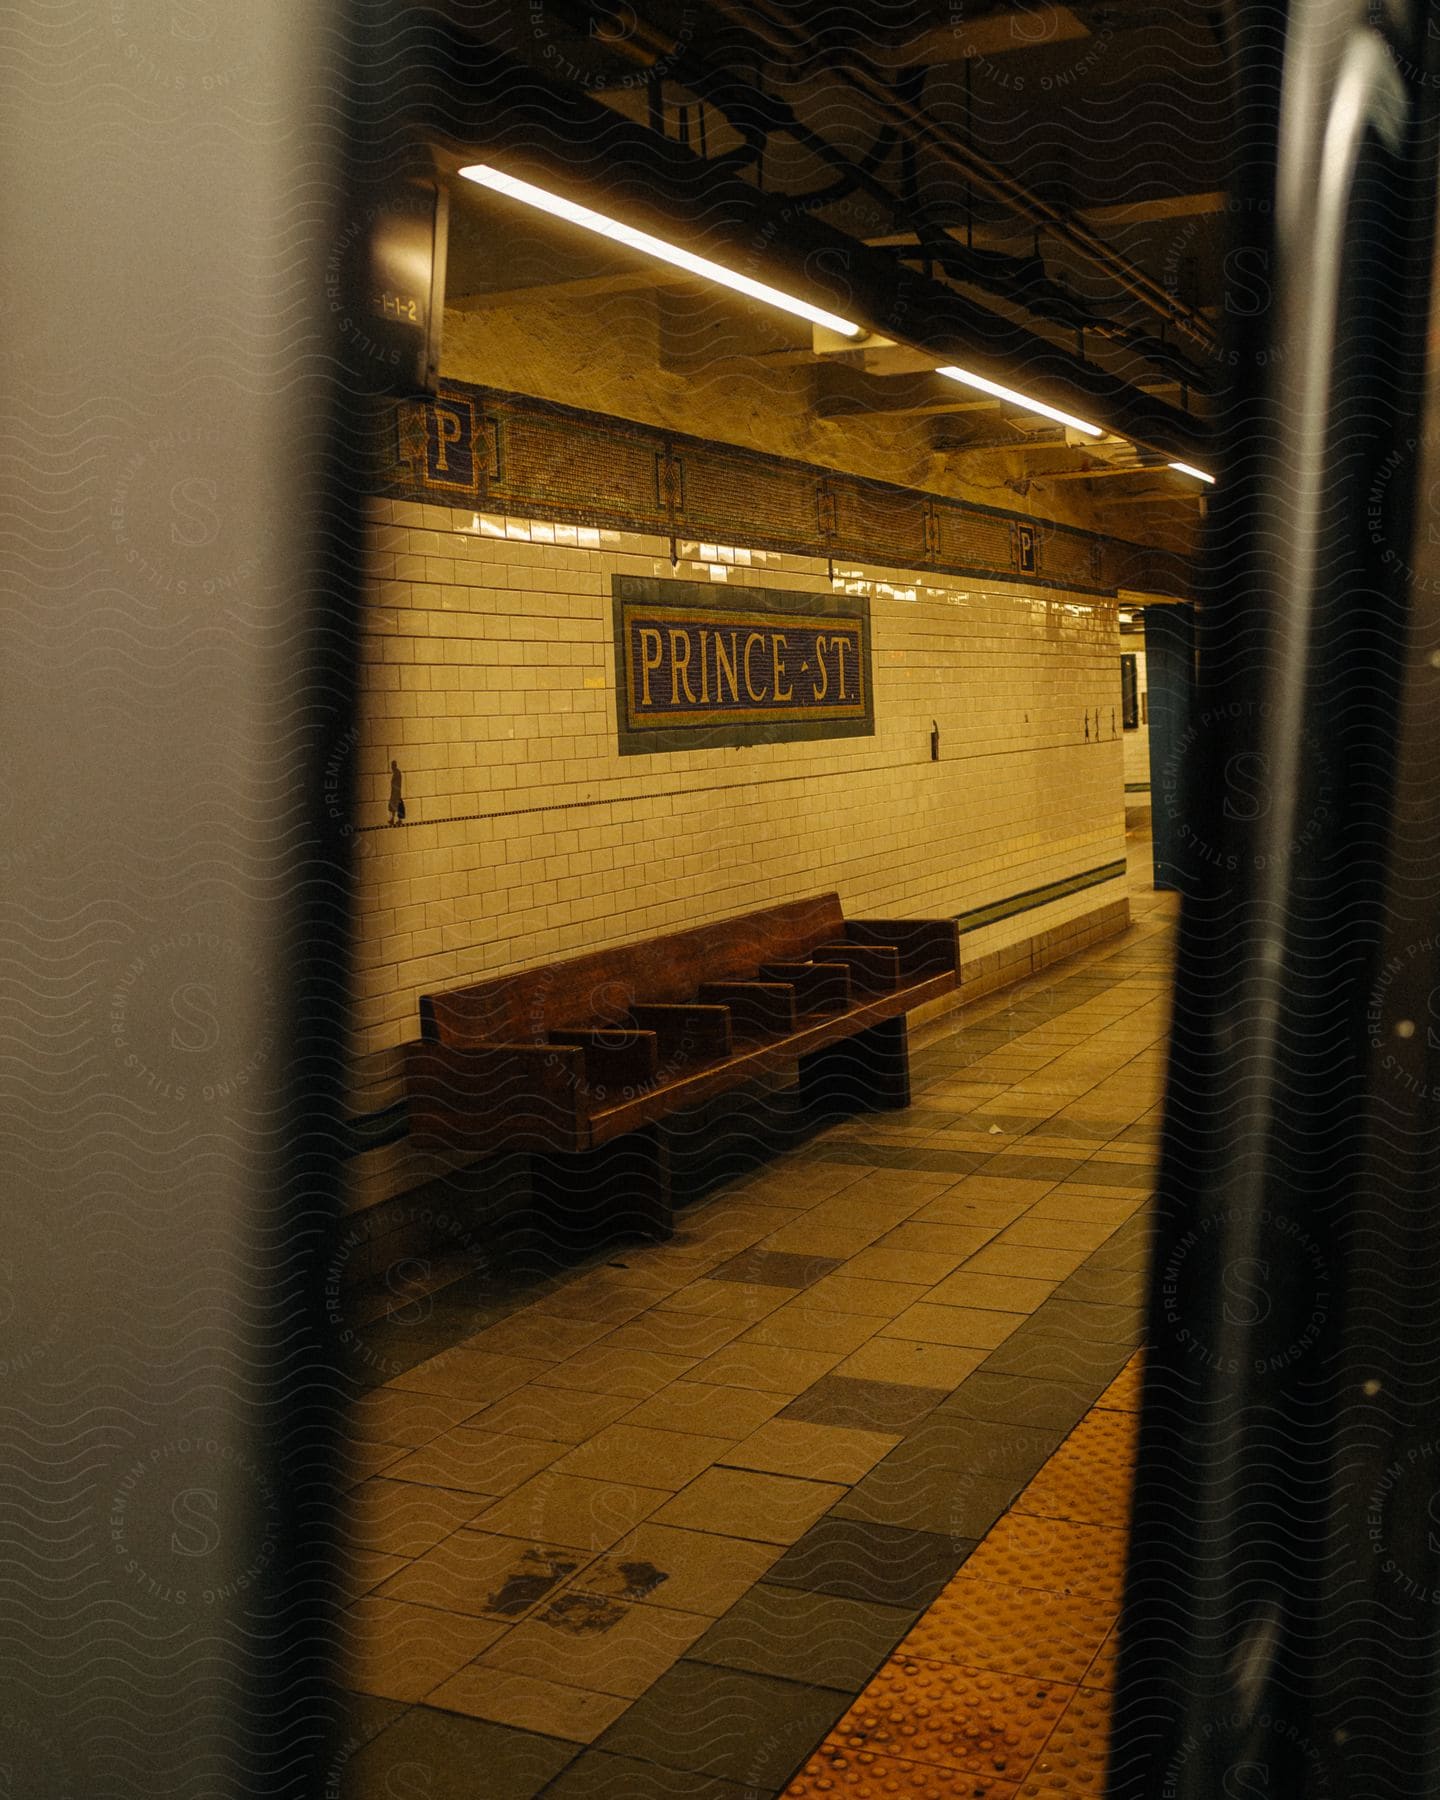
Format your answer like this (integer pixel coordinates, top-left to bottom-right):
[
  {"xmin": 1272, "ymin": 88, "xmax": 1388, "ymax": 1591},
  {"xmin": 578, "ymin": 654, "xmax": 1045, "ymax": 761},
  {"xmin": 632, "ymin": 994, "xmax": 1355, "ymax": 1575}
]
[
  {"xmin": 869, "ymin": 189, "xmax": 1230, "ymax": 243},
  {"xmin": 540, "ymin": 0, "xmax": 1216, "ymax": 394},
  {"xmin": 410, "ymin": 15, "xmax": 1208, "ymax": 463},
  {"xmin": 869, "ymin": 4, "xmax": 1216, "ymax": 69},
  {"xmin": 703, "ymin": 0, "xmax": 1218, "ymax": 356},
  {"xmin": 862, "ymin": 6, "xmax": 1093, "ymax": 68},
  {"xmin": 547, "ymin": 0, "xmax": 907, "ymax": 224}
]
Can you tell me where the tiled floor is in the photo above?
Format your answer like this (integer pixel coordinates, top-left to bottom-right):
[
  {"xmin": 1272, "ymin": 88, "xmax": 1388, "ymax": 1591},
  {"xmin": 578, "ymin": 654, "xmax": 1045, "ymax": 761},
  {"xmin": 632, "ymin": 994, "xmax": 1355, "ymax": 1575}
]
[
  {"xmin": 337, "ymin": 843, "xmax": 1173, "ymax": 1797},
  {"xmin": 777, "ymin": 1354, "xmax": 1141, "ymax": 1798}
]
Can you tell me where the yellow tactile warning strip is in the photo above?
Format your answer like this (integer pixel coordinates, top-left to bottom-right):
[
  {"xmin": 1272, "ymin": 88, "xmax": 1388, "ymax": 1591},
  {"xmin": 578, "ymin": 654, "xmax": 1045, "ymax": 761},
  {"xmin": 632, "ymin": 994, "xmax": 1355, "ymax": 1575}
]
[{"xmin": 780, "ymin": 1353, "xmax": 1141, "ymax": 1800}]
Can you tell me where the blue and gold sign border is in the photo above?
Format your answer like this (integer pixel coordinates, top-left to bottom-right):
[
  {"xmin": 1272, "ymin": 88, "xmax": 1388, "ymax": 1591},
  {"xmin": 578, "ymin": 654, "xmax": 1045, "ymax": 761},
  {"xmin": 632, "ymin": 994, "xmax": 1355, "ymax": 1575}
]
[{"xmin": 612, "ymin": 576, "xmax": 874, "ymax": 755}]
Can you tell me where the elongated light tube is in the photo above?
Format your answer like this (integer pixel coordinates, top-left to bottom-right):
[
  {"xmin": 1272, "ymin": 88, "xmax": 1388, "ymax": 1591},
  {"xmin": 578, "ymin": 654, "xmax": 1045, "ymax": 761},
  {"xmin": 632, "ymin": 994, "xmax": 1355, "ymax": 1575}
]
[
  {"xmin": 459, "ymin": 163, "xmax": 863, "ymax": 338},
  {"xmin": 1168, "ymin": 460, "xmax": 1216, "ymax": 485},
  {"xmin": 935, "ymin": 363, "xmax": 1102, "ymax": 436}
]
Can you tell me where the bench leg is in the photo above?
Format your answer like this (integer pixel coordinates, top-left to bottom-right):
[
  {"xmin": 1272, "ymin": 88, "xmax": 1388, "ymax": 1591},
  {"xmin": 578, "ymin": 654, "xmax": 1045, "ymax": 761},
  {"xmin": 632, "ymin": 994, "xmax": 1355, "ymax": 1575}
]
[
  {"xmin": 798, "ymin": 1016, "xmax": 913, "ymax": 1128},
  {"xmin": 663, "ymin": 1078, "xmax": 797, "ymax": 1197},
  {"xmin": 529, "ymin": 1126, "xmax": 673, "ymax": 1262}
]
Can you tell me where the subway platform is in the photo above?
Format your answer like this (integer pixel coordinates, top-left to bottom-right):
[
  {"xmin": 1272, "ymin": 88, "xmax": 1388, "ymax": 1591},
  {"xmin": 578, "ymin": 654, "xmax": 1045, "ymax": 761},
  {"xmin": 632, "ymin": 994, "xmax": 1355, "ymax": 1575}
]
[{"xmin": 337, "ymin": 844, "xmax": 1174, "ymax": 1798}]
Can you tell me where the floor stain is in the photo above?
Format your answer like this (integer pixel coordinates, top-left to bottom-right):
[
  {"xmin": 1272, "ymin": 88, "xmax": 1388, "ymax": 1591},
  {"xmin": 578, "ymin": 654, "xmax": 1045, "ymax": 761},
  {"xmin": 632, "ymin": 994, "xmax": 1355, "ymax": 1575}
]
[
  {"xmin": 486, "ymin": 1549, "xmax": 582, "ymax": 1618},
  {"xmin": 613, "ymin": 1559, "xmax": 669, "ymax": 1599},
  {"xmin": 538, "ymin": 1592, "xmax": 628, "ymax": 1634}
]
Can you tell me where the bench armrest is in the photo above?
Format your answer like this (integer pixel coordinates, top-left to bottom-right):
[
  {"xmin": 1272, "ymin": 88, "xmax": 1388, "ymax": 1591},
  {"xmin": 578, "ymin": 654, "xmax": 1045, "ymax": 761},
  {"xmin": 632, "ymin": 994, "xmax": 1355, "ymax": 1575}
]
[
  {"xmin": 404, "ymin": 1041, "xmax": 588, "ymax": 1155},
  {"xmin": 549, "ymin": 1028, "xmax": 660, "ymax": 1090},
  {"xmin": 629, "ymin": 1003, "xmax": 734, "ymax": 1064},
  {"xmin": 844, "ymin": 918, "xmax": 960, "ymax": 980},
  {"xmin": 697, "ymin": 981, "xmax": 799, "ymax": 1037},
  {"xmin": 759, "ymin": 960, "xmax": 853, "ymax": 1013}
]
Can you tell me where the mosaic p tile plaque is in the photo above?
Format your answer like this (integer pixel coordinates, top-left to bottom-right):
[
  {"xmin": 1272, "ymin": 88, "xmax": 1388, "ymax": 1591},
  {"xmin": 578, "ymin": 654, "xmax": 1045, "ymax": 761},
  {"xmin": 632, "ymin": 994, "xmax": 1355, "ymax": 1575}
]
[{"xmin": 612, "ymin": 576, "xmax": 874, "ymax": 754}]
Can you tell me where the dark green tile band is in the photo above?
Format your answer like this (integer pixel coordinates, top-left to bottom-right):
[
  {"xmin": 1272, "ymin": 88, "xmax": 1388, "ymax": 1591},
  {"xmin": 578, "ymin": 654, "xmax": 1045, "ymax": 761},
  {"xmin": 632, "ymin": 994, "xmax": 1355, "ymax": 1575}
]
[{"xmin": 953, "ymin": 860, "xmax": 1128, "ymax": 935}]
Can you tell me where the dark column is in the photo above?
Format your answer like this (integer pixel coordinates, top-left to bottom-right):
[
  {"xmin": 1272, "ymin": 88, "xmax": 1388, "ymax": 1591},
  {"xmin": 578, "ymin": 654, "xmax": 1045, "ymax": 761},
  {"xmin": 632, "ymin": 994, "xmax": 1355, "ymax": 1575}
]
[{"xmin": 1143, "ymin": 604, "xmax": 1197, "ymax": 890}]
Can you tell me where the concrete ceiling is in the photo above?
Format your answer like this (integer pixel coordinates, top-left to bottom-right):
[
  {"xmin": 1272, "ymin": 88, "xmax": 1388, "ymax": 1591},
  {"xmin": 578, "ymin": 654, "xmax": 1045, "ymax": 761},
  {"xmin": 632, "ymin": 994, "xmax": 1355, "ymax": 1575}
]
[{"xmin": 422, "ymin": 0, "xmax": 1228, "ymax": 550}]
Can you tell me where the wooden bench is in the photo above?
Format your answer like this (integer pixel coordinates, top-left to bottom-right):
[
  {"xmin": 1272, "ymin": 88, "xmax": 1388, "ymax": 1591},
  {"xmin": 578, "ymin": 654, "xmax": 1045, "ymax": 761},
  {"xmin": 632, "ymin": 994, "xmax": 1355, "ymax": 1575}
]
[{"xmin": 405, "ymin": 893, "xmax": 959, "ymax": 1249}]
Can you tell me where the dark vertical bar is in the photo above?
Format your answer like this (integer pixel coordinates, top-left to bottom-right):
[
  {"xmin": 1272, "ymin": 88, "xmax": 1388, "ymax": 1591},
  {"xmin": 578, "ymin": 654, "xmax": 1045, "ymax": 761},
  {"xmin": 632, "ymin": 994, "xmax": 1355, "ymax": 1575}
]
[
  {"xmin": 0, "ymin": 5, "xmax": 364, "ymax": 1795},
  {"xmin": 1312, "ymin": 65, "xmax": 1440, "ymax": 1790},
  {"xmin": 1140, "ymin": 603, "xmax": 1195, "ymax": 891},
  {"xmin": 1111, "ymin": 3, "xmax": 1440, "ymax": 1797}
]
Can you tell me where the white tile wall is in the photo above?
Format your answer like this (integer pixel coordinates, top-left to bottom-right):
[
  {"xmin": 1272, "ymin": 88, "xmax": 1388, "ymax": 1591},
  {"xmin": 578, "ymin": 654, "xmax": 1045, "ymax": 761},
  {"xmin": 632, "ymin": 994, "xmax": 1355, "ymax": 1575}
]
[{"xmin": 348, "ymin": 499, "xmax": 1127, "ymax": 1055}]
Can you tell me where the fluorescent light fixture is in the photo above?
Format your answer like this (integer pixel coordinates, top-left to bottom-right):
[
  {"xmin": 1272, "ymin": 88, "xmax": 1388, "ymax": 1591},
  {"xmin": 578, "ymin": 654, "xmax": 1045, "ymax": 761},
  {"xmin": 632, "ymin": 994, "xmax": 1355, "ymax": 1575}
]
[
  {"xmin": 459, "ymin": 163, "xmax": 863, "ymax": 338},
  {"xmin": 1168, "ymin": 461, "xmax": 1215, "ymax": 484},
  {"xmin": 935, "ymin": 364, "xmax": 1102, "ymax": 436}
]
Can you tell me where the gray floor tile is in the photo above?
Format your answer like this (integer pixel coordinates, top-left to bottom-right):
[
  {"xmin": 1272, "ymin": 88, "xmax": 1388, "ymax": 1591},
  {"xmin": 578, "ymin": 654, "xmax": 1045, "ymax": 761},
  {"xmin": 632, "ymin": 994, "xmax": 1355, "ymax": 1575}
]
[
  {"xmin": 339, "ymin": 1704, "xmax": 575, "ymax": 1800},
  {"xmin": 832, "ymin": 1465, "xmax": 1022, "ymax": 1540},
  {"xmin": 763, "ymin": 1516, "xmax": 974, "ymax": 1608},
  {"xmin": 707, "ymin": 1249, "xmax": 843, "ymax": 1290},
  {"xmin": 815, "ymin": 1145, "xmax": 986, "ymax": 1174},
  {"xmin": 1069, "ymin": 1160, "xmax": 1155, "ymax": 1189},
  {"xmin": 1027, "ymin": 1118, "xmax": 1116, "ymax": 1143},
  {"xmin": 1033, "ymin": 1297, "xmax": 1146, "ymax": 1342},
  {"xmin": 539, "ymin": 1752, "xmax": 766, "ymax": 1798},
  {"xmin": 981, "ymin": 1328, "xmax": 1134, "ymax": 1385},
  {"xmin": 1085, "ymin": 1249, "xmax": 1152, "ymax": 1276},
  {"xmin": 975, "ymin": 1154, "xmax": 1085, "ymax": 1180},
  {"xmin": 595, "ymin": 1662, "xmax": 848, "ymax": 1785},
  {"xmin": 1054, "ymin": 1268, "xmax": 1150, "ymax": 1306},
  {"xmin": 779, "ymin": 1375, "xmax": 949, "ymax": 1434},
  {"xmin": 942, "ymin": 1370, "xmax": 1098, "ymax": 1432},
  {"xmin": 887, "ymin": 1415, "xmax": 1063, "ymax": 1483},
  {"xmin": 687, "ymin": 1584, "xmax": 915, "ymax": 1690},
  {"xmin": 1089, "ymin": 1232, "xmax": 1154, "ymax": 1271}
]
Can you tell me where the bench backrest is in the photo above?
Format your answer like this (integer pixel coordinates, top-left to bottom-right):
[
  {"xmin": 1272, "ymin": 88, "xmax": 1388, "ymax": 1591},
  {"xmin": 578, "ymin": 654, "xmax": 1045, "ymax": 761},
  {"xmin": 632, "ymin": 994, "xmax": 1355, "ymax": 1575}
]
[{"xmin": 421, "ymin": 893, "xmax": 847, "ymax": 1048}]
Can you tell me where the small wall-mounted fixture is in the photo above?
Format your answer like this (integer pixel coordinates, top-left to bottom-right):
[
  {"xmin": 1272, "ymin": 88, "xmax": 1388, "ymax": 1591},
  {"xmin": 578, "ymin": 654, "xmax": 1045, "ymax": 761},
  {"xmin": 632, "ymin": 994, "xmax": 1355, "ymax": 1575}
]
[{"xmin": 930, "ymin": 720, "xmax": 941, "ymax": 762}]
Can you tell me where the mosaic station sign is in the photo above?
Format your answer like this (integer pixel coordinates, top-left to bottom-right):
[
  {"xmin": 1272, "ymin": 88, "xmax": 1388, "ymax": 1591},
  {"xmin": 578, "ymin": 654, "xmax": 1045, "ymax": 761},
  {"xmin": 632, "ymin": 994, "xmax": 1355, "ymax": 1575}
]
[{"xmin": 613, "ymin": 577, "xmax": 874, "ymax": 753}]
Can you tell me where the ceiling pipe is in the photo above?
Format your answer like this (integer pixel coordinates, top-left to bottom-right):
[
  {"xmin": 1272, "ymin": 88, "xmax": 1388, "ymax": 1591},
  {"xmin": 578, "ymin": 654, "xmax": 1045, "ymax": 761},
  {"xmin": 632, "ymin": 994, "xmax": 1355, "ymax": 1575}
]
[
  {"xmin": 705, "ymin": 0, "xmax": 1218, "ymax": 356},
  {"xmin": 391, "ymin": 13, "xmax": 1208, "ymax": 461},
  {"xmin": 559, "ymin": 0, "xmax": 905, "ymax": 220},
  {"xmin": 568, "ymin": 0, "xmax": 1212, "ymax": 393}
]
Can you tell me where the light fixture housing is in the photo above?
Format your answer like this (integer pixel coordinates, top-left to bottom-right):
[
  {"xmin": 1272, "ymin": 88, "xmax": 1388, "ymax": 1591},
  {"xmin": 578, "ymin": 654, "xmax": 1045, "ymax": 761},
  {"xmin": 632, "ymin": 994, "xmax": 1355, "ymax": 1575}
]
[
  {"xmin": 934, "ymin": 364, "xmax": 1103, "ymax": 437},
  {"xmin": 1167, "ymin": 461, "xmax": 1216, "ymax": 484},
  {"xmin": 458, "ymin": 163, "xmax": 863, "ymax": 339}
]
